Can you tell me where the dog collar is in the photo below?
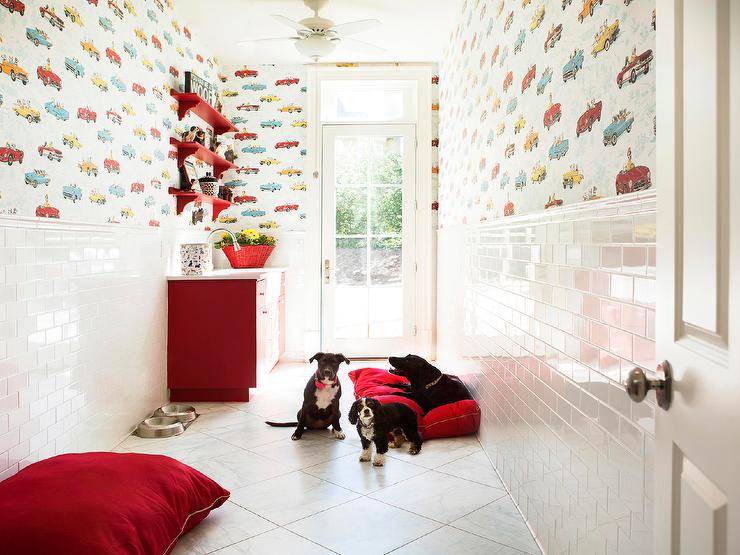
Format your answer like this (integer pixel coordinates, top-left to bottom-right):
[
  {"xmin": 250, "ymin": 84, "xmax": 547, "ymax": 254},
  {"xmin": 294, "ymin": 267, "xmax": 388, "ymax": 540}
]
[
  {"xmin": 315, "ymin": 375, "xmax": 339, "ymax": 389},
  {"xmin": 425, "ymin": 375, "xmax": 442, "ymax": 389}
]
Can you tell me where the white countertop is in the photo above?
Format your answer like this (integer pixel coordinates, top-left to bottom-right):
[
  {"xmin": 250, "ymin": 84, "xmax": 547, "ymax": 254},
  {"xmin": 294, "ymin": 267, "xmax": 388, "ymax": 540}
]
[{"xmin": 167, "ymin": 267, "xmax": 286, "ymax": 281}]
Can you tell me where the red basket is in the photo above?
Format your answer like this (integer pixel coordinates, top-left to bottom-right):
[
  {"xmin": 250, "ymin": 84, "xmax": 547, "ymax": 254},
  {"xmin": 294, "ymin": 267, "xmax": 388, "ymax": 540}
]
[{"xmin": 222, "ymin": 245, "xmax": 275, "ymax": 268}]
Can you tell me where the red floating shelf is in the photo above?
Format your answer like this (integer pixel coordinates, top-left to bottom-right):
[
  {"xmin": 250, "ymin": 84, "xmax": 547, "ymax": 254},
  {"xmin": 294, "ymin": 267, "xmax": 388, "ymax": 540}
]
[
  {"xmin": 169, "ymin": 137, "xmax": 237, "ymax": 179},
  {"xmin": 168, "ymin": 187, "xmax": 232, "ymax": 221},
  {"xmin": 170, "ymin": 89, "xmax": 238, "ymax": 135}
]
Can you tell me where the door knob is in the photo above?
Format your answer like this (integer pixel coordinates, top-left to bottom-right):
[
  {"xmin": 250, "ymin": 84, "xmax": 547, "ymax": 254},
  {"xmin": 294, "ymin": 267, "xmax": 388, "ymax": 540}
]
[{"xmin": 624, "ymin": 361, "xmax": 672, "ymax": 411}]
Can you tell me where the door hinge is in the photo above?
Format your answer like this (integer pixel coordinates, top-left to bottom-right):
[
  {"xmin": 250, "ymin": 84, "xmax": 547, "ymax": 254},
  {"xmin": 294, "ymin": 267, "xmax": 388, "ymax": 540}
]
[
  {"xmin": 414, "ymin": 199, "xmax": 418, "ymax": 210},
  {"xmin": 414, "ymin": 261, "xmax": 418, "ymax": 272},
  {"xmin": 413, "ymin": 325, "xmax": 418, "ymax": 336}
]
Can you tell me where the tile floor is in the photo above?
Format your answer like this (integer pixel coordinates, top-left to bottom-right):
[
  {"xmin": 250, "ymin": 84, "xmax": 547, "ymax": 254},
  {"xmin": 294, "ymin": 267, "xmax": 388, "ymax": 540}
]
[{"xmin": 114, "ymin": 362, "xmax": 541, "ymax": 555}]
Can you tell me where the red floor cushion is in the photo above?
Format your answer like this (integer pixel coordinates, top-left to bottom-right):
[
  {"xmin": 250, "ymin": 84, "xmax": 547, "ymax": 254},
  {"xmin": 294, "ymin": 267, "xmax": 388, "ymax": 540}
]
[
  {"xmin": 349, "ymin": 367, "xmax": 480, "ymax": 439},
  {"xmin": 0, "ymin": 452, "xmax": 230, "ymax": 555}
]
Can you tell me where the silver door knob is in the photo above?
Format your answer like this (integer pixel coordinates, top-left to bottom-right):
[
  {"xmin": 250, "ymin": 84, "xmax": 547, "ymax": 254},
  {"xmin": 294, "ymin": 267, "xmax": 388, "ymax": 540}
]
[{"xmin": 624, "ymin": 361, "xmax": 672, "ymax": 411}]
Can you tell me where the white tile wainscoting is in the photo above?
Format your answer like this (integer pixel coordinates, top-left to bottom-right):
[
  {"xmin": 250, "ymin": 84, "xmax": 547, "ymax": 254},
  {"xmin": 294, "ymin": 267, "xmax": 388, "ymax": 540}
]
[
  {"xmin": 0, "ymin": 216, "xmax": 205, "ymax": 481},
  {"xmin": 438, "ymin": 192, "xmax": 656, "ymax": 555}
]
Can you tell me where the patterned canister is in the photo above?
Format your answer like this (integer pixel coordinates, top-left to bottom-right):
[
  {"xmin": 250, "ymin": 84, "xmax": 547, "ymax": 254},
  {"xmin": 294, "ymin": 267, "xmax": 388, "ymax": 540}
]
[{"xmin": 180, "ymin": 243, "xmax": 212, "ymax": 276}]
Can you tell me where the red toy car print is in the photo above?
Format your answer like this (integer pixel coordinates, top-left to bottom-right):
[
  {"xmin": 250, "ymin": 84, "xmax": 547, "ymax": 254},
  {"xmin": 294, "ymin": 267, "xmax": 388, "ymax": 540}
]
[
  {"xmin": 617, "ymin": 49, "xmax": 654, "ymax": 88},
  {"xmin": 37, "ymin": 66, "xmax": 61, "ymax": 90},
  {"xmin": 40, "ymin": 5, "xmax": 64, "ymax": 30},
  {"xmin": 504, "ymin": 201, "xmax": 515, "ymax": 217},
  {"xmin": 432, "ymin": 138, "xmax": 439, "ymax": 147},
  {"xmin": 491, "ymin": 162, "xmax": 500, "ymax": 180},
  {"xmin": 522, "ymin": 64, "xmax": 536, "ymax": 92},
  {"xmin": 544, "ymin": 24, "xmax": 562, "ymax": 52},
  {"xmin": 235, "ymin": 131, "xmax": 257, "ymax": 140},
  {"xmin": 38, "ymin": 143, "xmax": 62, "ymax": 161},
  {"xmin": 196, "ymin": 54, "xmax": 203, "ymax": 63},
  {"xmin": 131, "ymin": 182, "xmax": 144, "ymax": 193},
  {"xmin": 544, "ymin": 102, "xmax": 562, "ymax": 129},
  {"xmin": 503, "ymin": 71, "xmax": 513, "ymax": 92},
  {"xmin": 237, "ymin": 103, "xmax": 259, "ymax": 111},
  {"xmin": 432, "ymin": 74, "xmax": 439, "ymax": 84},
  {"xmin": 106, "ymin": 47, "xmax": 121, "ymax": 66},
  {"xmin": 2, "ymin": 0, "xmax": 25, "ymax": 16},
  {"xmin": 233, "ymin": 195, "xmax": 257, "ymax": 204},
  {"xmin": 77, "ymin": 107, "xmax": 97, "ymax": 122},
  {"xmin": 169, "ymin": 66, "xmax": 179, "ymax": 78},
  {"xmin": 106, "ymin": 109, "xmax": 122, "ymax": 124},
  {"xmin": 616, "ymin": 165, "xmax": 651, "ymax": 194},
  {"xmin": 235, "ymin": 166, "xmax": 260, "ymax": 174},
  {"xmin": 275, "ymin": 77, "xmax": 299, "ymax": 86},
  {"xmin": 491, "ymin": 45, "xmax": 500, "ymax": 65},
  {"xmin": 151, "ymin": 35, "xmax": 162, "ymax": 51},
  {"xmin": 576, "ymin": 100, "xmax": 602, "ymax": 136},
  {"xmin": 132, "ymin": 82, "xmax": 145, "ymax": 96},
  {"xmin": 104, "ymin": 157, "xmax": 120, "ymax": 173},
  {"xmin": 0, "ymin": 143, "xmax": 23, "ymax": 165},
  {"xmin": 36, "ymin": 197, "xmax": 60, "ymax": 218},
  {"xmin": 275, "ymin": 204, "xmax": 298, "ymax": 212},
  {"xmin": 150, "ymin": 127, "xmax": 161, "ymax": 139},
  {"xmin": 183, "ymin": 27, "xmax": 191, "ymax": 40},
  {"xmin": 150, "ymin": 178, "xmax": 161, "ymax": 189},
  {"xmin": 275, "ymin": 141, "xmax": 299, "ymax": 149},
  {"xmin": 87, "ymin": 0, "xmax": 97, "ymax": 4},
  {"xmin": 148, "ymin": 219, "xmax": 160, "ymax": 227},
  {"xmin": 235, "ymin": 67, "xmax": 258, "ymax": 78}
]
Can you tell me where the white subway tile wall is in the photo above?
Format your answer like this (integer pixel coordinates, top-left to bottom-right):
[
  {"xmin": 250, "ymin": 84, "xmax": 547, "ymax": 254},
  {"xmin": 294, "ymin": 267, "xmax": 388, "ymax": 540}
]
[
  {"xmin": 0, "ymin": 217, "xmax": 185, "ymax": 481},
  {"xmin": 455, "ymin": 193, "xmax": 655, "ymax": 554}
]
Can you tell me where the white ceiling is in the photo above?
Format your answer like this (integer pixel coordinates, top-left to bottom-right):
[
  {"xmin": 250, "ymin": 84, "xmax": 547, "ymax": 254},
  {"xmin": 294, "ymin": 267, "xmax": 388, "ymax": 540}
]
[{"xmin": 177, "ymin": 0, "xmax": 459, "ymax": 66}]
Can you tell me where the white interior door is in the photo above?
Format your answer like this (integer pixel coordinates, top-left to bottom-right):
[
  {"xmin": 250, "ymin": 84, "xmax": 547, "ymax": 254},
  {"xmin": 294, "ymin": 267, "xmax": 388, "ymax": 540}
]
[
  {"xmin": 321, "ymin": 124, "xmax": 416, "ymax": 357},
  {"xmin": 649, "ymin": 1, "xmax": 740, "ymax": 552}
]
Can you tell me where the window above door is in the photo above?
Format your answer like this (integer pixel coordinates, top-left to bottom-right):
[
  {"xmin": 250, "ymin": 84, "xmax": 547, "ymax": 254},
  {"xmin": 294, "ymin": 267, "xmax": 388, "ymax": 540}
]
[{"xmin": 320, "ymin": 80, "xmax": 418, "ymax": 123}]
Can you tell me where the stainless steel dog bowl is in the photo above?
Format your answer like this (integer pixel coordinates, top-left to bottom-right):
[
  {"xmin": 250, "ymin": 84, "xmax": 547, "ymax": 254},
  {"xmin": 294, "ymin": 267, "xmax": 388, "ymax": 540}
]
[
  {"xmin": 153, "ymin": 403, "xmax": 198, "ymax": 423},
  {"xmin": 135, "ymin": 416, "xmax": 185, "ymax": 438}
]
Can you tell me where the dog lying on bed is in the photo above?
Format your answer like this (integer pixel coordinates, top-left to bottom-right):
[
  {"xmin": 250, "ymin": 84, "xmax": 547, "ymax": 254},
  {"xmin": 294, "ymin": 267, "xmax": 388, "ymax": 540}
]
[
  {"xmin": 265, "ymin": 352, "xmax": 349, "ymax": 441},
  {"xmin": 348, "ymin": 397, "xmax": 422, "ymax": 466},
  {"xmin": 388, "ymin": 354, "xmax": 472, "ymax": 414}
]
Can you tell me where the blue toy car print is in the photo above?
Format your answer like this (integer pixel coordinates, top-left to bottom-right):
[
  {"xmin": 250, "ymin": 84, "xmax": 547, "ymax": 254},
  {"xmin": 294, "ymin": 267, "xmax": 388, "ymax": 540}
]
[
  {"xmin": 162, "ymin": 118, "xmax": 172, "ymax": 129},
  {"xmin": 231, "ymin": 116, "xmax": 247, "ymax": 125},
  {"xmin": 44, "ymin": 101, "xmax": 69, "ymax": 121},
  {"xmin": 163, "ymin": 31, "xmax": 173, "ymax": 45},
  {"xmin": 260, "ymin": 119, "xmax": 282, "ymax": 129},
  {"xmin": 161, "ymin": 205, "xmax": 171, "ymax": 215},
  {"xmin": 122, "ymin": 144, "xmax": 135, "ymax": 158},
  {"xmin": 110, "ymin": 75, "xmax": 126, "ymax": 92},
  {"xmin": 260, "ymin": 183, "xmax": 282, "ymax": 192},
  {"xmin": 108, "ymin": 184, "xmax": 125, "ymax": 198},
  {"xmin": 64, "ymin": 57, "xmax": 84, "ymax": 78},
  {"xmin": 147, "ymin": 9, "xmax": 157, "ymax": 22},
  {"xmin": 563, "ymin": 49, "xmax": 584, "ymax": 82},
  {"xmin": 154, "ymin": 151, "xmax": 164, "ymax": 161},
  {"xmin": 25, "ymin": 170, "xmax": 50, "ymax": 188},
  {"xmin": 155, "ymin": 60, "xmax": 166, "ymax": 73},
  {"xmin": 506, "ymin": 97, "xmax": 518, "ymax": 115},
  {"xmin": 63, "ymin": 184, "xmax": 82, "ymax": 202},
  {"xmin": 97, "ymin": 129, "xmax": 114, "ymax": 143},
  {"xmin": 242, "ymin": 83, "xmax": 267, "ymax": 91},
  {"xmin": 99, "ymin": 16, "xmax": 114, "ymax": 33},
  {"xmin": 515, "ymin": 171, "xmax": 527, "ymax": 191},
  {"xmin": 144, "ymin": 196, "xmax": 155, "ymax": 207},
  {"xmin": 224, "ymin": 179, "xmax": 246, "ymax": 188},
  {"xmin": 241, "ymin": 209, "xmax": 266, "ymax": 217},
  {"xmin": 500, "ymin": 173, "xmax": 510, "ymax": 189},
  {"xmin": 514, "ymin": 29, "xmax": 526, "ymax": 54},
  {"xmin": 537, "ymin": 67, "xmax": 552, "ymax": 95},
  {"xmin": 603, "ymin": 111, "xmax": 634, "ymax": 146},
  {"xmin": 242, "ymin": 145, "xmax": 266, "ymax": 154},
  {"xmin": 123, "ymin": 42, "xmax": 137, "ymax": 58},
  {"xmin": 146, "ymin": 103, "xmax": 157, "ymax": 114},
  {"xmin": 27, "ymin": 27, "xmax": 52, "ymax": 48},
  {"xmin": 549, "ymin": 138, "xmax": 569, "ymax": 160},
  {"xmin": 300, "ymin": 148, "xmax": 307, "ymax": 156}
]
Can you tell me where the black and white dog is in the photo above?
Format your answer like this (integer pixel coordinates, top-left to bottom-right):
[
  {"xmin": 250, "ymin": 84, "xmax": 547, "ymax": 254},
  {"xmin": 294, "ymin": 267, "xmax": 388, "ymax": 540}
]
[
  {"xmin": 348, "ymin": 397, "xmax": 422, "ymax": 467},
  {"xmin": 266, "ymin": 352, "xmax": 349, "ymax": 441}
]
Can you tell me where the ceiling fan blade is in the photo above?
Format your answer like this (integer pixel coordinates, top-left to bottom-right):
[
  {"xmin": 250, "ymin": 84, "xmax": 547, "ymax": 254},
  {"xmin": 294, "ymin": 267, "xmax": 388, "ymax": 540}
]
[
  {"xmin": 338, "ymin": 37, "xmax": 386, "ymax": 53},
  {"xmin": 271, "ymin": 14, "xmax": 311, "ymax": 32},
  {"xmin": 331, "ymin": 18, "xmax": 381, "ymax": 36},
  {"xmin": 237, "ymin": 37, "xmax": 298, "ymax": 45}
]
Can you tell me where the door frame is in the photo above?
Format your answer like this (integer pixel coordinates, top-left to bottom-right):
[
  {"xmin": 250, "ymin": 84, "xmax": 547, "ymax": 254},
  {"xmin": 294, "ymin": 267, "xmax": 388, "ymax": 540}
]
[
  {"xmin": 304, "ymin": 65, "xmax": 435, "ymax": 360},
  {"xmin": 320, "ymin": 123, "xmax": 417, "ymax": 357}
]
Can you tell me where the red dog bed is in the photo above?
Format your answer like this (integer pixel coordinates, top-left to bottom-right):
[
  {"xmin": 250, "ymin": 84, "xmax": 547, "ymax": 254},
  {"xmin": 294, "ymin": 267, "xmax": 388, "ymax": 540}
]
[{"xmin": 348, "ymin": 367, "xmax": 480, "ymax": 439}]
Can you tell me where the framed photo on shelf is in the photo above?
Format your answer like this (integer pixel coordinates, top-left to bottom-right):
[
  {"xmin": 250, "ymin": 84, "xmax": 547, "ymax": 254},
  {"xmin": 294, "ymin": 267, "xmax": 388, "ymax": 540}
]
[
  {"xmin": 184, "ymin": 71, "xmax": 217, "ymax": 107},
  {"xmin": 180, "ymin": 159, "xmax": 199, "ymax": 190}
]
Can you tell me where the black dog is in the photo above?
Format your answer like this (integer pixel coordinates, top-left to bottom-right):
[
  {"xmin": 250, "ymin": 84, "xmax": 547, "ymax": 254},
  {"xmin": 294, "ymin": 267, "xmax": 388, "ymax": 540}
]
[
  {"xmin": 348, "ymin": 398, "xmax": 422, "ymax": 467},
  {"xmin": 266, "ymin": 352, "xmax": 349, "ymax": 441},
  {"xmin": 388, "ymin": 354, "xmax": 472, "ymax": 413}
]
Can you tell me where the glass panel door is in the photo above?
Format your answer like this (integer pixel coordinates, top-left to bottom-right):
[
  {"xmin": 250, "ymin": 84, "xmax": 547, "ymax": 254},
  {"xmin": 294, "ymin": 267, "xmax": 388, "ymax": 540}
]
[{"xmin": 321, "ymin": 125, "xmax": 416, "ymax": 357}]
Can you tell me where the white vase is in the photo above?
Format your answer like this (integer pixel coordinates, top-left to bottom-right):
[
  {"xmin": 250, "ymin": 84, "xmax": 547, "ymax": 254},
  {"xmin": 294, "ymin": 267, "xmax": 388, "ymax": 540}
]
[{"xmin": 180, "ymin": 243, "xmax": 212, "ymax": 275}]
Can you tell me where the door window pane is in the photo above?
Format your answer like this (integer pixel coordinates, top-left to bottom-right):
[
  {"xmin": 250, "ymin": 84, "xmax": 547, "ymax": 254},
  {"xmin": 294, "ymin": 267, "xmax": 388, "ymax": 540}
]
[
  {"xmin": 335, "ymin": 188, "xmax": 367, "ymax": 235},
  {"xmin": 371, "ymin": 187, "xmax": 402, "ymax": 235},
  {"xmin": 370, "ymin": 137, "xmax": 403, "ymax": 185},
  {"xmin": 335, "ymin": 238, "xmax": 367, "ymax": 286},
  {"xmin": 370, "ymin": 238, "xmax": 402, "ymax": 285}
]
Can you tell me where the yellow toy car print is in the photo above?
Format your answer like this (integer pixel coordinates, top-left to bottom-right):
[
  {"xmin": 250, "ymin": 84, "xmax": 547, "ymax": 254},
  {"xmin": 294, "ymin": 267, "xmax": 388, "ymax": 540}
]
[
  {"xmin": 134, "ymin": 28, "xmax": 147, "ymax": 43},
  {"xmin": 530, "ymin": 5, "xmax": 545, "ymax": 31},
  {"xmin": 524, "ymin": 129, "xmax": 539, "ymax": 151},
  {"xmin": 259, "ymin": 157, "xmax": 280, "ymax": 166},
  {"xmin": 292, "ymin": 120, "xmax": 307, "ymax": 128},
  {"xmin": 1, "ymin": 58, "xmax": 29, "ymax": 84},
  {"xmin": 278, "ymin": 104, "xmax": 302, "ymax": 113},
  {"xmin": 514, "ymin": 115, "xmax": 526, "ymax": 134},
  {"xmin": 121, "ymin": 207, "xmax": 134, "ymax": 218},
  {"xmin": 64, "ymin": 5, "xmax": 83, "ymax": 25},
  {"xmin": 80, "ymin": 40, "xmax": 100, "ymax": 60},
  {"xmin": 290, "ymin": 183, "xmax": 307, "ymax": 191},
  {"xmin": 141, "ymin": 59, "xmax": 153, "ymax": 71},
  {"xmin": 122, "ymin": 103, "xmax": 135, "ymax": 116},
  {"xmin": 592, "ymin": 19, "xmax": 619, "ymax": 57},
  {"xmin": 124, "ymin": 0, "xmax": 136, "ymax": 15},
  {"xmin": 79, "ymin": 160, "xmax": 98, "ymax": 176},
  {"xmin": 133, "ymin": 127, "xmax": 146, "ymax": 138},
  {"xmin": 89, "ymin": 191, "xmax": 106, "ymax": 204},
  {"xmin": 62, "ymin": 133, "xmax": 81, "ymax": 148},
  {"xmin": 217, "ymin": 215, "xmax": 237, "ymax": 223},
  {"xmin": 531, "ymin": 164, "xmax": 547, "ymax": 183},
  {"xmin": 91, "ymin": 73, "xmax": 108, "ymax": 91},
  {"xmin": 279, "ymin": 167, "xmax": 302, "ymax": 177},
  {"xmin": 13, "ymin": 101, "xmax": 40, "ymax": 123},
  {"xmin": 496, "ymin": 121, "xmax": 505, "ymax": 137},
  {"xmin": 260, "ymin": 94, "xmax": 280, "ymax": 103},
  {"xmin": 562, "ymin": 165, "xmax": 584, "ymax": 189},
  {"xmin": 259, "ymin": 220, "xmax": 278, "ymax": 229},
  {"xmin": 221, "ymin": 90, "xmax": 238, "ymax": 97},
  {"xmin": 140, "ymin": 153, "xmax": 152, "ymax": 164}
]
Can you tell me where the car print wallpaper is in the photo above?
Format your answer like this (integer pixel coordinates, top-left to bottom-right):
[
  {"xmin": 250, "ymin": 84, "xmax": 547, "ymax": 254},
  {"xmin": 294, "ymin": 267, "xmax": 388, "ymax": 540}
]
[
  {"xmin": 215, "ymin": 64, "xmax": 308, "ymax": 231},
  {"xmin": 438, "ymin": 0, "xmax": 656, "ymax": 226},
  {"xmin": 0, "ymin": 0, "xmax": 218, "ymax": 226}
]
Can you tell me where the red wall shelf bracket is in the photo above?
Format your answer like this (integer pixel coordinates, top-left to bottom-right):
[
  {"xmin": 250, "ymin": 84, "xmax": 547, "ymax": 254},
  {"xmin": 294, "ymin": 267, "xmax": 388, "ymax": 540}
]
[
  {"xmin": 170, "ymin": 89, "xmax": 238, "ymax": 135},
  {"xmin": 169, "ymin": 137, "xmax": 237, "ymax": 179},
  {"xmin": 168, "ymin": 187, "xmax": 232, "ymax": 221}
]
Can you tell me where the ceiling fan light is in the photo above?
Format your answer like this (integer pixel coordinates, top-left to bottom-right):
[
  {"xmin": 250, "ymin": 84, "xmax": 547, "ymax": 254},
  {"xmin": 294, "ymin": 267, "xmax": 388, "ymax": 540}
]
[{"xmin": 295, "ymin": 35, "xmax": 337, "ymax": 61}]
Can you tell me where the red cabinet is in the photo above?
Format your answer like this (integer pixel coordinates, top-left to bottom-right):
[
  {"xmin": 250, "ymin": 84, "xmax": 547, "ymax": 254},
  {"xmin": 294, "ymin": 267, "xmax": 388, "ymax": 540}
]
[{"xmin": 167, "ymin": 271, "xmax": 285, "ymax": 401}]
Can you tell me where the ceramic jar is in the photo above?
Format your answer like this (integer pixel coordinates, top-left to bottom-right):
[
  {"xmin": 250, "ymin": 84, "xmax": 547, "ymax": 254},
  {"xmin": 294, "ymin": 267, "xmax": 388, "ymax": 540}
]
[{"xmin": 180, "ymin": 243, "xmax": 212, "ymax": 275}]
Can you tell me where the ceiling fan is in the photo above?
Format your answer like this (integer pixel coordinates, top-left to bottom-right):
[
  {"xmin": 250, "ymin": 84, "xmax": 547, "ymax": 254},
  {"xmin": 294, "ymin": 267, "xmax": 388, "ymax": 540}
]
[{"xmin": 238, "ymin": 0, "xmax": 385, "ymax": 61}]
